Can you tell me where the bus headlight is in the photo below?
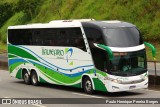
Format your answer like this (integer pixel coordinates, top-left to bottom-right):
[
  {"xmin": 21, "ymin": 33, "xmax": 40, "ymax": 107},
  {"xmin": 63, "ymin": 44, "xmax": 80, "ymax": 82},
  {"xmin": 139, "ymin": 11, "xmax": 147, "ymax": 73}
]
[
  {"xmin": 140, "ymin": 75, "xmax": 148, "ymax": 80},
  {"xmin": 113, "ymin": 79, "xmax": 122, "ymax": 83},
  {"xmin": 104, "ymin": 76, "xmax": 122, "ymax": 83},
  {"xmin": 143, "ymin": 76, "xmax": 148, "ymax": 80}
]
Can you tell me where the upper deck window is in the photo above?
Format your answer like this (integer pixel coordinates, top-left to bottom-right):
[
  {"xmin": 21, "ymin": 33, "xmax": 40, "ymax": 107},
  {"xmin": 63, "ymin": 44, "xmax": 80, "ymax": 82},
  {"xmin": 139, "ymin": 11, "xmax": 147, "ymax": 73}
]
[{"xmin": 103, "ymin": 27, "xmax": 143, "ymax": 47}]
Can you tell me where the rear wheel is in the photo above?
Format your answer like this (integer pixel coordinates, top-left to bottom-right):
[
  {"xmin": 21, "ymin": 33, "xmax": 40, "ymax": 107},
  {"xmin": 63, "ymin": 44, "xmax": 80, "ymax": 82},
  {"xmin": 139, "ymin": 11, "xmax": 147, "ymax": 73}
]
[
  {"xmin": 83, "ymin": 77, "xmax": 93, "ymax": 94},
  {"xmin": 31, "ymin": 71, "xmax": 39, "ymax": 86},
  {"xmin": 22, "ymin": 71, "xmax": 31, "ymax": 85}
]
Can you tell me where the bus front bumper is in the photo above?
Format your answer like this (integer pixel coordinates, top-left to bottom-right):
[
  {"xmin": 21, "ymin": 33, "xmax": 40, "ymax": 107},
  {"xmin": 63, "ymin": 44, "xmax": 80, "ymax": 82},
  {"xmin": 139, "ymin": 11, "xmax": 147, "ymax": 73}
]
[{"xmin": 105, "ymin": 78, "xmax": 148, "ymax": 92}]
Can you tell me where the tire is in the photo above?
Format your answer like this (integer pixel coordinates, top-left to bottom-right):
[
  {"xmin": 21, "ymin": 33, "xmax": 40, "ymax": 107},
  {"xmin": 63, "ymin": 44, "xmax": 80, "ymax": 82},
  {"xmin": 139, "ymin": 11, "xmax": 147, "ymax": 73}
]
[
  {"xmin": 83, "ymin": 77, "xmax": 93, "ymax": 94},
  {"xmin": 31, "ymin": 71, "xmax": 39, "ymax": 86},
  {"xmin": 23, "ymin": 71, "xmax": 31, "ymax": 85}
]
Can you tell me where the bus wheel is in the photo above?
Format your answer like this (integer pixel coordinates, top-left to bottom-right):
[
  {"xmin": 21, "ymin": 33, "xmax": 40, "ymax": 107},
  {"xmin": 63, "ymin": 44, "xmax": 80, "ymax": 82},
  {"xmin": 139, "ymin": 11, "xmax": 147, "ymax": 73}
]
[
  {"xmin": 83, "ymin": 77, "xmax": 93, "ymax": 94},
  {"xmin": 23, "ymin": 71, "xmax": 31, "ymax": 85},
  {"xmin": 31, "ymin": 71, "xmax": 39, "ymax": 86}
]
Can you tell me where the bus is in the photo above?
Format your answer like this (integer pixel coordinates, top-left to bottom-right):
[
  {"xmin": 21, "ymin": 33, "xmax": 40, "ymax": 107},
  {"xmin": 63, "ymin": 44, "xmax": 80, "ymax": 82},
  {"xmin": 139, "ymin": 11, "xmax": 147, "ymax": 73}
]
[{"xmin": 7, "ymin": 19, "xmax": 156, "ymax": 94}]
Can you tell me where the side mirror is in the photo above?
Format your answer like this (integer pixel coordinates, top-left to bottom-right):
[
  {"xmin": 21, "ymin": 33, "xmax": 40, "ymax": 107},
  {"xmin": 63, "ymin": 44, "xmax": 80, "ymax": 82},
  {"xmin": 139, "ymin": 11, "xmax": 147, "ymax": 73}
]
[
  {"xmin": 144, "ymin": 42, "xmax": 156, "ymax": 61},
  {"xmin": 94, "ymin": 43, "xmax": 114, "ymax": 60}
]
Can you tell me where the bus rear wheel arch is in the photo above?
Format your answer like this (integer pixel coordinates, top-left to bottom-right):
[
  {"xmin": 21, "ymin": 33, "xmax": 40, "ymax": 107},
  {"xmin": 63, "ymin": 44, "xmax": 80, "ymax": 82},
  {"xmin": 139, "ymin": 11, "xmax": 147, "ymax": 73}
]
[
  {"xmin": 30, "ymin": 70, "xmax": 39, "ymax": 86},
  {"xmin": 22, "ymin": 69, "xmax": 31, "ymax": 85},
  {"xmin": 82, "ymin": 76, "xmax": 94, "ymax": 94}
]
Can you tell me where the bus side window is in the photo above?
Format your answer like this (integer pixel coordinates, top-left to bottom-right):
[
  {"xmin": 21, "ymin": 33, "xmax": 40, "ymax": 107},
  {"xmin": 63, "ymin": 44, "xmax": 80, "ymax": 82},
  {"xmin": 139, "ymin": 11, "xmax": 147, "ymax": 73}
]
[
  {"xmin": 83, "ymin": 27, "xmax": 109, "ymax": 71},
  {"xmin": 8, "ymin": 29, "xmax": 32, "ymax": 45},
  {"xmin": 74, "ymin": 30, "xmax": 86, "ymax": 51},
  {"xmin": 63, "ymin": 28, "xmax": 86, "ymax": 51},
  {"xmin": 58, "ymin": 29, "xmax": 67, "ymax": 46},
  {"xmin": 8, "ymin": 27, "xmax": 86, "ymax": 51},
  {"xmin": 75, "ymin": 37, "xmax": 85, "ymax": 49}
]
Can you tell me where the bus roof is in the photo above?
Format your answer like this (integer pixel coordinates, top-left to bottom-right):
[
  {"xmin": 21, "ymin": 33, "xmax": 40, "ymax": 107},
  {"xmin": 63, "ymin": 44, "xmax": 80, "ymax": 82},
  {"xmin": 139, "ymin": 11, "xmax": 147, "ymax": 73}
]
[
  {"xmin": 8, "ymin": 19, "xmax": 94, "ymax": 29},
  {"xmin": 82, "ymin": 20, "xmax": 136, "ymax": 29},
  {"xmin": 8, "ymin": 19, "xmax": 135, "ymax": 29}
]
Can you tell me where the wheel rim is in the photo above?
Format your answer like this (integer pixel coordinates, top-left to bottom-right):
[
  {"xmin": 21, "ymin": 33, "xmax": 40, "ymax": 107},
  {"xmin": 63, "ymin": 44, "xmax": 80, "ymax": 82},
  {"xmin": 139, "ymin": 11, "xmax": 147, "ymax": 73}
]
[
  {"xmin": 85, "ymin": 80, "xmax": 92, "ymax": 92},
  {"xmin": 32, "ymin": 74, "xmax": 37, "ymax": 84},
  {"xmin": 24, "ymin": 73, "xmax": 29, "ymax": 82}
]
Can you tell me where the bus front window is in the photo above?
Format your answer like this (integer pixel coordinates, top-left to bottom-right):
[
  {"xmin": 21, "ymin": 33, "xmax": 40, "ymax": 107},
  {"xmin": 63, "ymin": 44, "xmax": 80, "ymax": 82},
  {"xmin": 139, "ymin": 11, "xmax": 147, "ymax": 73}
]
[{"xmin": 109, "ymin": 49, "xmax": 147, "ymax": 76}]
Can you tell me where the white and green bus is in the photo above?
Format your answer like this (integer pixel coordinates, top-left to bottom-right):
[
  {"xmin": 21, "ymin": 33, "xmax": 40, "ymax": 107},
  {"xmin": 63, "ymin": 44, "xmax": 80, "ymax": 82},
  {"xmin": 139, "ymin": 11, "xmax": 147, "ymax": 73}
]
[{"xmin": 7, "ymin": 19, "xmax": 156, "ymax": 94}]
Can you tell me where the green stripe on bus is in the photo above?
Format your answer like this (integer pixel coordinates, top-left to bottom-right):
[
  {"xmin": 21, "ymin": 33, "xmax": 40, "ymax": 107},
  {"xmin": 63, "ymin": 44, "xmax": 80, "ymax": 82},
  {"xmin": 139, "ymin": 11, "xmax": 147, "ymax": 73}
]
[{"xmin": 8, "ymin": 45, "xmax": 39, "ymax": 61}]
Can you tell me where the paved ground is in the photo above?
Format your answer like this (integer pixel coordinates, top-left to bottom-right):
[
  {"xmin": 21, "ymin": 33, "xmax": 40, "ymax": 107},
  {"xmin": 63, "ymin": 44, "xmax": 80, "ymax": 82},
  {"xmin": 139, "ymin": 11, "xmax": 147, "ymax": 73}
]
[
  {"xmin": 147, "ymin": 62, "xmax": 160, "ymax": 75},
  {"xmin": 0, "ymin": 70, "xmax": 160, "ymax": 107},
  {"xmin": 0, "ymin": 53, "xmax": 7, "ymax": 62}
]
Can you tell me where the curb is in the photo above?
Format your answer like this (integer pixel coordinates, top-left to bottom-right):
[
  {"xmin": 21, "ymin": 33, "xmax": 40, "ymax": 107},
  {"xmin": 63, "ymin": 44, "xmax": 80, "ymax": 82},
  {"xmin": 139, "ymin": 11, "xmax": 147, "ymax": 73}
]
[{"xmin": 148, "ymin": 61, "xmax": 160, "ymax": 63}]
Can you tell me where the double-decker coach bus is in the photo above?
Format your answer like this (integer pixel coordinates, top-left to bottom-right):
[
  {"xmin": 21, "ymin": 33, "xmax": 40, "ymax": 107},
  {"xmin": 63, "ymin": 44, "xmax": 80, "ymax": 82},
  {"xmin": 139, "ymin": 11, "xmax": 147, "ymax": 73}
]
[{"xmin": 7, "ymin": 19, "xmax": 156, "ymax": 94}]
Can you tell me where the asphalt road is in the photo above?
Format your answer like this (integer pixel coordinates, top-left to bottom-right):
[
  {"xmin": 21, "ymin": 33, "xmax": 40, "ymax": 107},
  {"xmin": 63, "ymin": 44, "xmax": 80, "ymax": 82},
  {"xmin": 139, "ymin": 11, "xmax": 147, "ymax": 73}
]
[{"xmin": 0, "ymin": 70, "xmax": 160, "ymax": 107}]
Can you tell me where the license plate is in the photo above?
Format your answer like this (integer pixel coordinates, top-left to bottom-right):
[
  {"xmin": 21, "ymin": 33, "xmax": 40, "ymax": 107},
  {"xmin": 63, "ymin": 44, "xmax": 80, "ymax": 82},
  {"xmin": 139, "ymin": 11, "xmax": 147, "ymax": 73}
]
[{"xmin": 129, "ymin": 85, "xmax": 136, "ymax": 89}]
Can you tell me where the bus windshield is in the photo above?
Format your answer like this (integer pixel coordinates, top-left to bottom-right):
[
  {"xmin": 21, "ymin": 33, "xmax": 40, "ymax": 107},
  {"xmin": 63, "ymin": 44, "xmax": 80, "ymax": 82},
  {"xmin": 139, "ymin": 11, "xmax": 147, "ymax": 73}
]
[
  {"xmin": 108, "ymin": 49, "xmax": 147, "ymax": 76},
  {"xmin": 103, "ymin": 27, "xmax": 143, "ymax": 47}
]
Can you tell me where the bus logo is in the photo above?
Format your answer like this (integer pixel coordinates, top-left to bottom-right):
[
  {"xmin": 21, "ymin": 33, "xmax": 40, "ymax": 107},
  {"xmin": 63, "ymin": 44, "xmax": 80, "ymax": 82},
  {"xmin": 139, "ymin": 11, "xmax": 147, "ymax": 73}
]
[
  {"xmin": 65, "ymin": 48, "xmax": 73, "ymax": 65},
  {"xmin": 42, "ymin": 48, "xmax": 64, "ymax": 56}
]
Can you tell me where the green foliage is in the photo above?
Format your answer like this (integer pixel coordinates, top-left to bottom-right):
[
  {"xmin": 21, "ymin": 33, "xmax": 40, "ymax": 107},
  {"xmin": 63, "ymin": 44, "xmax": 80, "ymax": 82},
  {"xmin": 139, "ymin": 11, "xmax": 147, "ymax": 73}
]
[
  {"xmin": 16, "ymin": 0, "xmax": 42, "ymax": 19},
  {"xmin": 0, "ymin": 42, "xmax": 6, "ymax": 50},
  {"xmin": 0, "ymin": 12, "xmax": 27, "ymax": 43},
  {"xmin": 0, "ymin": 0, "xmax": 160, "ymax": 43},
  {"xmin": 0, "ymin": 2, "xmax": 15, "ymax": 27}
]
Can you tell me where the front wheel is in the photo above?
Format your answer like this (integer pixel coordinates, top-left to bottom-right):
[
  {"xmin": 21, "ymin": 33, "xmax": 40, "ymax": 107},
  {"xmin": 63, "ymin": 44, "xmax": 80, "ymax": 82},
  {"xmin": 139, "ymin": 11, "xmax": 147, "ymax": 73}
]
[
  {"xmin": 31, "ymin": 71, "xmax": 39, "ymax": 86},
  {"xmin": 83, "ymin": 77, "xmax": 93, "ymax": 94}
]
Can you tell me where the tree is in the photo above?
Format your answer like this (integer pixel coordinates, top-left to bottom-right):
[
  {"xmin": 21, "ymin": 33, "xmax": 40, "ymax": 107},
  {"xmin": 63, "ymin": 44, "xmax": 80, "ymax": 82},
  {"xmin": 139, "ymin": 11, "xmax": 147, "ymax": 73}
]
[
  {"xmin": 0, "ymin": 2, "xmax": 14, "ymax": 27},
  {"xmin": 17, "ymin": 0, "xmax": 40, "ymax": 19}
]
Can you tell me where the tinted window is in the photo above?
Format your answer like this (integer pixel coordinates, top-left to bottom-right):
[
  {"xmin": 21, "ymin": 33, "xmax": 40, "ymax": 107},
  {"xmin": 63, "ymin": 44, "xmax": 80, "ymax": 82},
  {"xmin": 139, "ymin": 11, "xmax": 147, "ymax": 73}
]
[
  {"xmin": 103, "ymin": 27, "xmax": 143, "ymax": 47},
  {"xmin": 31, "ymin": 29, "xmax": 58, "ymax": 46},
  {"xmin": 8, "ymin": 29, "xmax": 32, "ymax": 45},
  {"xmin": 8, "ymin": 28, "xmax": 86, "ymax": 51},
  {"xmin": 109, "ymin": 49, "xmax": 147, "ymax": 76},
  {"xmin": 83, "ymin": 27, "xmax": 107, "ymax": 71},
  {"xmin": 83, "ymin": 27, "xmax": 104, "ymax": 45}
]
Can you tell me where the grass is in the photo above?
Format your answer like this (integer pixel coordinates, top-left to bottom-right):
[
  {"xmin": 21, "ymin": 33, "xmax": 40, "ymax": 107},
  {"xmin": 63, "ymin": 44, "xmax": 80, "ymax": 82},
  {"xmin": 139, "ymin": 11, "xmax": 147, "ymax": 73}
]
[
  {"xmin": 146, "ymin": 42, "xmax": 160, "ymax": 62},
  {"xmin": 0, "ymin": 0, "xmax": 160, "ymax": 42},
  {"xmin": 0, "ymin": 42, "xmax": 6, "ymax": 51},
  {"xmin": 0, "ymin": 0, "xmax": 160, "ymax": 62},
  {"xmin": 0, "ymin": 12, "xmax": 28, "ymax": 43}
]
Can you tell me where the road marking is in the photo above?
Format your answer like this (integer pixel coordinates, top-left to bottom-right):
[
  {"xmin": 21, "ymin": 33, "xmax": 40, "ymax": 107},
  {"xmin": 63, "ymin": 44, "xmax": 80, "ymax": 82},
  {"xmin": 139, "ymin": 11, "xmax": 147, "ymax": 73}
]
[
  {"xmin": 73, "ymin": 89, "xmax": 160, "ymax": 99},
  {"xmin": 32, "ymin": 104, "xmax": 46, "ymax": 107},
  {"xmin": 4, "ymin": 97, "xmax": 10, "ymax": 98},
  {"xmin": 72, "ymin": 92, "xmax": 104, "ymax": 98}
]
